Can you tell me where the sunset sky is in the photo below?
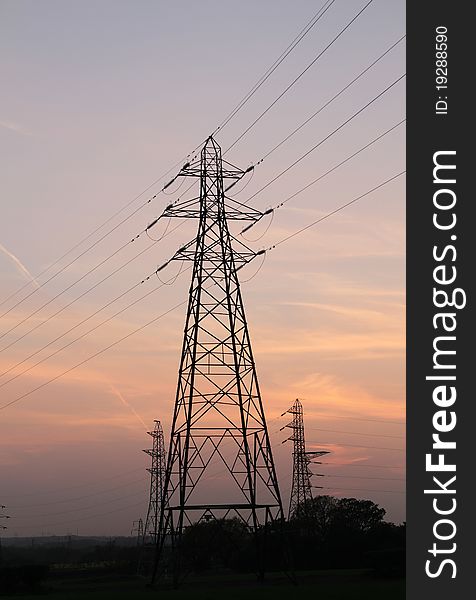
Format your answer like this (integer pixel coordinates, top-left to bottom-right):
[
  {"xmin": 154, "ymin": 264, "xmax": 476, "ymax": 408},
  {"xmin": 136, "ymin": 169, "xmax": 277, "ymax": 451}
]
[{"xmin": 0, "ymin": 0, "xmax": 405, "ymax": 536}]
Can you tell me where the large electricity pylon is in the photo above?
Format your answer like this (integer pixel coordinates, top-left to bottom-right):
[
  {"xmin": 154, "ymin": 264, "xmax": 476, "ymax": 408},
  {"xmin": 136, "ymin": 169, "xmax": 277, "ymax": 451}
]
[
  {"xmin": 143, "ymin": 420, "xmax": 166, "ymax": 545},
  {"xmin": 153, "ymin": 136, "xmax": 284, "ymax": 584},
  {"xmin": 282, "ymin": 399, "xmax": 329, "ymax": 520}
]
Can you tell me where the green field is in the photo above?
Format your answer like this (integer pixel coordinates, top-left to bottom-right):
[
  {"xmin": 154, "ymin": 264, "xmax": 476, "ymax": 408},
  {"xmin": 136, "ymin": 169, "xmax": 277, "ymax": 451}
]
[{"xmin": 1, "ymin": 569, "xmax": 404, "ymax": 599}]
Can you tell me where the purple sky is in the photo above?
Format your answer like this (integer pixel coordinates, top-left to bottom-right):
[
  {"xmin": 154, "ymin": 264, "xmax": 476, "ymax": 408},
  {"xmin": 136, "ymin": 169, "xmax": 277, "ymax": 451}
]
[{"xmin": 0, "ymin": 0, "xmax": 405, "ymax": 536}]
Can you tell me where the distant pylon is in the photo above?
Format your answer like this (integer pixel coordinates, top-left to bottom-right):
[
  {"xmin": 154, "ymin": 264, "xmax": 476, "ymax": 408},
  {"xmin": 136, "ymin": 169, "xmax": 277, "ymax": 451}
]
[
  {"xmin": 131, "ymin": 518, "xmax": 144, "ymax": 546},
  {"xmin": 0, "ymin": 505, "xmax": 10, "ymax": 566},
  {"xmin": 152, "ymin": 136, "xmax": 284, "ymax": 585},
  {"xmin": 282, "ymin": 399, "xmax": 329, "ymax": 520},
  {"xmin": 143, "ymin": 420, "xmax": 166, "ymax": 545}
]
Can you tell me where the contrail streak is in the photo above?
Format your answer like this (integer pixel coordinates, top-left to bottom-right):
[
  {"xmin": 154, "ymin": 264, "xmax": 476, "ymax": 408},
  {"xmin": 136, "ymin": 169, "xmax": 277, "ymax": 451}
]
[
  {"xmin": 108, "ymin": 383, "xmax": 148, "ymax": 431},
  {"xmin": 0, "ymin": 243, "xmax": 39, "ymax": 288}
]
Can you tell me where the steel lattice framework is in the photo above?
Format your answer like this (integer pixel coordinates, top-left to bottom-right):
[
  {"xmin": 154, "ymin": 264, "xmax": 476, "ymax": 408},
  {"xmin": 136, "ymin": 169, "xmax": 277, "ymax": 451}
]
[
  {"xmin": 282, "ymin": 399, "xmax": 329, "ymax": 520},
  {"xmin": 131, "ymin": 518, "xmax": 144, "ymax": 545},
  {"xmin": 143, "ymin": 420, "xmax": 166, "ymax": 545},
  {"xmin": 153, "ymin": 136, "xmax": 284, "ymax": 584}
]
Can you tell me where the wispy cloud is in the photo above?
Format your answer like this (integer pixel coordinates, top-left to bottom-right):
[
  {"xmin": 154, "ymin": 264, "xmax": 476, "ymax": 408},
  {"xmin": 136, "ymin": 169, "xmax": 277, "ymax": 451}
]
[
  {"xmin": 0, "ymin": 120, "xmax": 31, "ymax": 136},
  {"xmin": 0, "ymin": 243, "xmax": 39, "ymax": 288},
  {"xmin": 108, "ymin": 383, "xmax": 149, "ymax": 431}
]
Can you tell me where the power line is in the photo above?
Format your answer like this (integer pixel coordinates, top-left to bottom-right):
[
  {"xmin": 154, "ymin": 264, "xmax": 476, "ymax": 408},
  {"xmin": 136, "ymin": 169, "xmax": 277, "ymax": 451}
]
[
  {"xmin": 310, "ymin": 413, "xmax": 405, "ymax": 426},
  {"xmin": 241, "ymin": 119, "xmax": 405, "ymax": 237},
  {"xmin": 0, "ymin": 298, "xmax": 187, "ymax": 412},
  {"xmin": 0, "ymin": 10, "xmax": 397, "ymax": 410},
  {"xmin": 0, "ymin": 221, "xmax": 186, "ymax": 370},
  {"xmin": 0, "ymin": 263, "xmax": 191, "ymax": 393},
  {"xmin": 3, "ymin": 32, "xmax": 368, "ymax": 348},
  {"xmin": 1, "ymin": 466, "xmax": 145, "ymax": 498},
  {"xmin": 215, "ymin": 0, "xmax": 336, "ymax": 134},
  {"xmin": 0, "ymin": 204, "xmax": 190, "ymax": 350},
  {"xmin": 0, "ymin": 277, "xmax": 166, "ymax": 390},
  {"xmin": 0, "ymin": 141, "xmax": 405, "ymax": 412},
  {"xmin": 321, "ymin": 463, "xmax": 404, "ymax": 470},
  {"xmin": 245, "ymin": 73, "xmax": 406, "ymax": 205},
  {"xmin": 321, "ymin": 486, "xmax": 404, "ymax": 494},
  {"xmin": 272, "ymin": 411, "xmax": 404, "ymax": 427},
  {"xmin": 10, "ymin": 477, "xmax": 147, "ymax": 509},
  {"xmin": 224, "ymin": 0, "xmax": 375, "ymax": 154},
  {"xmin": 12, "ymin": 488, "xmax": 148, "ymax": 519},
  {"xmin": 0, "ymin": 4, "xmax": 339, "ymax": 315},
  {"xmin": 0, "ymin": 167, "xmax": 404, "ymax": 412},
  {"xmin": 307, "ymin": 427, "xmax": 404, "ymax": 440},
  {"xmin": 0, "ymin": 163, "xmax": 187, "ymax": 310},
  {"xmin": 0, "ymin": 173, "xmax": 195, "ymax": 322},
  {"xmin": 267, "ymin": 170, "xmax": 405, "ymax": 250},
  {"xmin": 0, "ymin": 278, "xmax": 143, "ymax": 380},
  {"xmin": 311, "ymin": 442, "xmax": 405, "ymax": 452},
  {"xmin": 2, "ymin": 55, "xmax": 404, "ymax": 358},
  {"xmin": 325, "ymin": 474, "xmax": 404, "ymax": 482},
  {"xmin": 150, "ymin": 122, "xmax": 405, "ymax": 257},
  {"xmin": 0, "ymin": 242, "xmax": 143, "ymax": 355},
  {"xmin": 259, "ymin": 34, "xmax": 406, "ymax": 163},
  {"xmin": 9, "ymin": 499, "xmax": 147, "ymax": 531},
  {"xmin": 4, "ymin": 139, "xmax": 402, "ymax": 376}
]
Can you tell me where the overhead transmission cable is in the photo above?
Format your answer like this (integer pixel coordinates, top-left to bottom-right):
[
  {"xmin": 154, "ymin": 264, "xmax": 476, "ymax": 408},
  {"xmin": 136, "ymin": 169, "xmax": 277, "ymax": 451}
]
[
  {"xmin": 313, "ymin": 441, "xmax": 405, "ymax": 452},
  {"xmin": 244, "ymin": 73, "xmax": 406, "ymax": 207},
  {"xmin": 2, "ymin": 109, "xmax": 403, "ymax": 365},
  {"xmin": 276, "ymin": 411, "xmax": 404, "ymax": 426},
  {"xmin": 1, "ymin": 466, "xmax": 145, "ymax": 499},
  {"xmin": 0, "ymin": 54, "xmax": 406, "ymax": 405},
  {"xmin": 0, "ymin": 63, "xmax": 405, "ymax": 396},
  {"xmin": 0, "ymin": 236, "xmax": 132, "ymax": 345},
  {"xmin": 257, "ymin": 34, "xmax": 405, "ymax": 164},
  {"xmin": 0, "ymin": 79, "xmax": 392, "ymax": 352},
  {"xmin": 0, "ymin": 176, "xmax": 197, "ymax": 335},
  {"xmin": 0, "ymin": 2, "xmax": 337, "ymax": 312},
  {"xmin": 241, "ymin": 118, "xmax": 404, "ymax": 237},
  {"xmin": 321, "ymin": 462, "xmax": 405, "ymax": 470},
  {"xmin": 224, "ymin": 0, "xmax": 375, "ymax": 154},
  {"xmin": 0, "ymin": 296, "xmax": 187, "ymax": 412},
  {"xmin": 214, "ymin": 0, "xmax": 336, "ymax": 134},
  {"xmin": 0, "ymin": 265, "xmax": 191, "ymax": 391},
  {"xmin": 307, "ymin": 427, "xmax": 404, "ymax": 440},
  {"xmin": 325, "ymin": 474, "xmax": 404, "ymax": 482},
  {"xmin": 0, "ymin": 164, "xmax": 198, "ymax": 319},
  {"xmin": 0, "ymin": 170, "xmax": 405, "ymax": 413},
  {"xmin": 322, "ymin": 486, "xmax": 404, "ymax": 494},
  {"xmin": 313, "ymin": 413, "xmax": 405, "ymax": 425},
  {"xmin": 1, "ymin": 5, "xmax": 389, "ymax": 349},
  {"xmin": 11, "ymin": 477, "xmax": 147, "ymax": 508},
  {"xmin": 265, "ymin": 170, "xmax": 405, "ymax": 252},
  {"xmin": 141, "ymin": 75, "xmax": 405, "ymax": 252},
  {"xmin": 0, "ymin": 220, "xmax": 185, "ymax": 360},
  {"xmin": 12, "ymin": 488, "xmax": 149, "ymax": 519},
  {"xmin": 10, "ymin": 499, "xmax": 147, "ymax": 531}
]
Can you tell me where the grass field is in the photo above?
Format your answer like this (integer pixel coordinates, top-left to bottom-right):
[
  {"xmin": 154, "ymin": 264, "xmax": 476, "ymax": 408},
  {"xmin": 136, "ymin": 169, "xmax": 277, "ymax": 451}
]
[{"xmin": 2, "ymin": 569, "xmax": 404, "ymax": 599}]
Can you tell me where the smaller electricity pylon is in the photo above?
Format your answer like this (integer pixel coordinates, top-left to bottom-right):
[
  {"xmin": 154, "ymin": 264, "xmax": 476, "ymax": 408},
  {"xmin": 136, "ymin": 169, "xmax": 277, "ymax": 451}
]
[
  {"xmin": 143, "ymin": 421, "xmax": 166, "ymax": 545},
  {"xmin": 137, "ymin": 421, "xmax": 166, "ymax": 575},
  {"xmin": 281, "ymin": 399, "xmax": 329, "ymax": 520},
  {"xmin": 131, "ymin": 518, "xmax": 144, "ymax": 546},
  {"xmin": 1, "ymin": 505, "xmax": 10, "ymax": 565}
]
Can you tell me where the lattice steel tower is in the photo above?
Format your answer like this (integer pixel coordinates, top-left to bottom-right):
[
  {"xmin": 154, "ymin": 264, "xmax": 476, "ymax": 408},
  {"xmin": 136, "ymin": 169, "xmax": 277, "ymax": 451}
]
[
  {"xmin": 143, "ymin": 420, "xmax": 166, "ymax": 545},
  {"xmin": 131, "ymin": 518, "xmax": 144, "ymax": 546},
  {"xmin": 282, "ymin": 398, "xmax": 329, "ymax": 520},
  {"xmin": 153, "ymin": 136, "xmax": 284, "ymax": 583}
]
